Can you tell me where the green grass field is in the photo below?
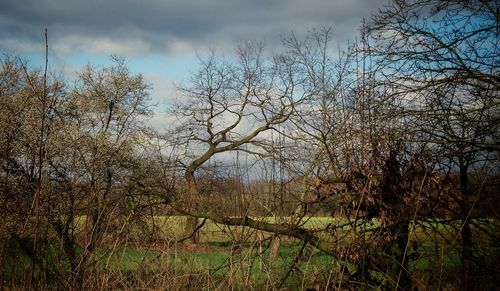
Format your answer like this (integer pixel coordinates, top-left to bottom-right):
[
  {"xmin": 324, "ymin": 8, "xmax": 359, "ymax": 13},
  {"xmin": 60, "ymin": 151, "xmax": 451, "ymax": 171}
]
[
  {"xmin": 93, "ymin": 216, "xmax": 496, "ymax": 286},
  {"xmin": 2, "ymin": 216, "xmax": 498, "ymax": 289}
]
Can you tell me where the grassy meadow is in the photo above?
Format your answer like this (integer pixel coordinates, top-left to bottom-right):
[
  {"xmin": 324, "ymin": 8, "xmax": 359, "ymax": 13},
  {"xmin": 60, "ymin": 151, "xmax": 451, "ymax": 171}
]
[{"xmin": 3, "ymin": 215, "xmax": 496, "ymax": 289}]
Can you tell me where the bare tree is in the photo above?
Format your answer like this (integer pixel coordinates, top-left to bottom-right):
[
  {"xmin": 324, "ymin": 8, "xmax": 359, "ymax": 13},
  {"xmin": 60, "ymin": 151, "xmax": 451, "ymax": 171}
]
[
  {"xmin": 0, "ymin": 55, "xmax": 154, "ymax": 288},
  {"xmin": 365, "ymin": 0, "xmax": 499, "ymax": 289},
  {"xmin": 51, "ymin": 57, "xmax": 152, "ymax": 286},
  {"xmin": 170, "ymin": 42, "xmax": 310, "ymax": 241}
]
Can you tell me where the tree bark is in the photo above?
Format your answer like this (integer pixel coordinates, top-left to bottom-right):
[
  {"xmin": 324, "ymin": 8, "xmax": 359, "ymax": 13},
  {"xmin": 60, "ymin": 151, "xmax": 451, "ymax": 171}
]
[
  {"xmin": 184, "ymin": 215, "xmax": 200, "ymax": 243},
  {"xmin": 269, "ymin": 236, "xmax": 281, "ymax": 260},
  {"xmin": 461, "ymin": 220, "xmax": 473, "ymax": 291},
  {"xmin": 459, "ymin": 160, "xmax": 473, "ymax": 291},
  {"xmin": 395, "ymin": 220, "xmax": 411, "ymax": 290},
  {"xmin": 183, "ymin": 170, "xmax": 201, "ymax": 243}
]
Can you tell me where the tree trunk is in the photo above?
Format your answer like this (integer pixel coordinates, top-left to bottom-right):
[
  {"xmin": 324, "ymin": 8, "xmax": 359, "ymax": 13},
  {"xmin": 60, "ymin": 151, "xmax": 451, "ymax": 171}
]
[
  {"xmin": 395, "ymin": 220, "xmax": 411, "ymax": 290},
  {"xmin": 461, "ymin": 219, "xmax": 473, "ymax": 291},
  {"xmin": 258, "ymin": 231, "xmax": 266, "ymax": 271},
  {"xmin": 459, "ymin": 160, "xmax": 473, "ymax": 291},
  {"xmin": 269, "ymin": 236, "xmax": 281, "ymax": 261},
  {"xmin": 385, "ymin": 221, "xmax": 411, "ymax": 290},
  {"xmin": 183, "ymin": 170, "xmax": 200, "ymax": 243},
  {"xmin": 184, "ymin": 215, "xmax": 200, "ymax": 243}
]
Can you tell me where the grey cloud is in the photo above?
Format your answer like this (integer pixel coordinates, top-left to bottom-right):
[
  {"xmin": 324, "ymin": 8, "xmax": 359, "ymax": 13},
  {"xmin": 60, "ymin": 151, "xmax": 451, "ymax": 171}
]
[{"xmin": 0, "ymin": 0, "xmax": 388, "ymax": 56}]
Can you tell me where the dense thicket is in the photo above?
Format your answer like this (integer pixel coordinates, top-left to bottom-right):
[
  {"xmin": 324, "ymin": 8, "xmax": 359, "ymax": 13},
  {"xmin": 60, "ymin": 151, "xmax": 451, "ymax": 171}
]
[{"xmin": 0, "ymin": 0, "xmax": 498, "ymax": 289}]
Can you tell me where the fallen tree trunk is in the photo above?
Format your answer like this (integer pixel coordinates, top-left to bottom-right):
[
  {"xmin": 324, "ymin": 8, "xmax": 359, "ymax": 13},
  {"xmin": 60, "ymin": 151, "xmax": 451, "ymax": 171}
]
[{"xmin": 173, "ymin": 207, "xmax": 337, "ymax": 257}]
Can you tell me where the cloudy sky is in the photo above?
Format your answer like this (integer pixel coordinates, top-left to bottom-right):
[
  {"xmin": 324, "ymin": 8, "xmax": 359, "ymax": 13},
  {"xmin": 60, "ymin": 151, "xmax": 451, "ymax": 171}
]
[{"xmin": 0, "ymin": 0, "xmax": 387, "ymax": 128}]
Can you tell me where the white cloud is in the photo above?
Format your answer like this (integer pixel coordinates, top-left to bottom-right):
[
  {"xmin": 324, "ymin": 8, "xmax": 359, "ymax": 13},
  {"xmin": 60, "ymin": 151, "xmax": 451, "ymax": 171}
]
[
  {"xmin": 0, "ymin": 38, "xmax": 40, "ymax": 53},
  {"xmin": 52, "ymin": 35, "xmax": 153, "ymax": 56},
  {"xmin": 142, "ymin": 72, "xmax": 178, "ymax": 104},
  {"xmin": 147, "ymin": 111, "xmax": 179, "ymax": 133}
]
